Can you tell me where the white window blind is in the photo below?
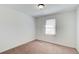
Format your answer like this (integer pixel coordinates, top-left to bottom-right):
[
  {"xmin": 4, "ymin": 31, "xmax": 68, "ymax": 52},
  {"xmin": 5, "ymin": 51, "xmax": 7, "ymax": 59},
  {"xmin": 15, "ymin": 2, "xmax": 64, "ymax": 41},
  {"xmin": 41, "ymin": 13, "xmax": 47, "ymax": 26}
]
[{"xmin": 45, "ymin": 19, "xmax": 56, "ymax": 35}]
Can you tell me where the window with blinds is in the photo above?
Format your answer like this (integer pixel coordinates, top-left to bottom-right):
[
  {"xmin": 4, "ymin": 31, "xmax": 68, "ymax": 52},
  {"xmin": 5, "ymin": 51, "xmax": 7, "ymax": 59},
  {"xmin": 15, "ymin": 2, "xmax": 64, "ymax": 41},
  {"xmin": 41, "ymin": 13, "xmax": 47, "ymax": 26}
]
[{"xmin": 45, "ymin": 19, "xmax": 56, "ymax": 35}]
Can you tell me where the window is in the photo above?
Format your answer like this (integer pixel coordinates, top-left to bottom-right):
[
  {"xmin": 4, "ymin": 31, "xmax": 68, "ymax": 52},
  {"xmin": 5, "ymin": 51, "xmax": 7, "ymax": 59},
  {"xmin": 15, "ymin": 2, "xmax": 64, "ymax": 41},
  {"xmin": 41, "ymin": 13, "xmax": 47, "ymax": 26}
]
[{"xmin": 45, "ymin": 19, "xmax": 56, "ymax": 35}]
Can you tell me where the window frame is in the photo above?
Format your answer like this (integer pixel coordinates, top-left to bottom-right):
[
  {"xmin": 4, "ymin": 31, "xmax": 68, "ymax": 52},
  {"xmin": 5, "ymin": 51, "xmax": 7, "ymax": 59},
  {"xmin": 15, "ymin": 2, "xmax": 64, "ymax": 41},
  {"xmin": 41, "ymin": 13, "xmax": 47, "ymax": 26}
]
[{"xmin": 45, "ymin": 19, "xmax": 56, "ymax": 35}]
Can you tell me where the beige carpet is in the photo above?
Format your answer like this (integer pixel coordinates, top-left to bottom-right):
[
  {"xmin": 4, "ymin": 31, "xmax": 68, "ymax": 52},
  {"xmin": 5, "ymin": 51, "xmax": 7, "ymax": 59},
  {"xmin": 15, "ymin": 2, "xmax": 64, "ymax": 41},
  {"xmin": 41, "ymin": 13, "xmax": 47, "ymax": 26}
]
[{"xmin": 1, "ymin": 39, "xmax": 78, "ymax": 54}]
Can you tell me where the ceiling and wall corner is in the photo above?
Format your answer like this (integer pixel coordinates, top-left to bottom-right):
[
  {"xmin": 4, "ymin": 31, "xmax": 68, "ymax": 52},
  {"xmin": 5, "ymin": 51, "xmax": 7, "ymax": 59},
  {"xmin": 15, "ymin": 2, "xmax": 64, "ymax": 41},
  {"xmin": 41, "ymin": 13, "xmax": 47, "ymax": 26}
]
[{"xmin": 0, "ymin": 4, "xmax": 78, "ymax": 17}]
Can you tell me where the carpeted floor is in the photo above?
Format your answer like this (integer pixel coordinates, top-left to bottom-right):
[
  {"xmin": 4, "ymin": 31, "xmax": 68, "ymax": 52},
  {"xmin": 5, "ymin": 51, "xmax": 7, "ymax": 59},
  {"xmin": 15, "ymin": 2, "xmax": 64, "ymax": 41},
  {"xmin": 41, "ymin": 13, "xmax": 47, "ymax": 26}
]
[{"xmin": 1, "ymin": 39, "xmax": 78, "ymax": 54}]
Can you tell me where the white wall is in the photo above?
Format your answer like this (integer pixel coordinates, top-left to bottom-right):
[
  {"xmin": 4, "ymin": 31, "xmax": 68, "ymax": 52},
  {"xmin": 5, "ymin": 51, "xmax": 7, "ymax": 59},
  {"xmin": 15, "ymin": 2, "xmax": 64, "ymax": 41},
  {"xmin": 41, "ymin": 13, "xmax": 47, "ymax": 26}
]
[
  {"xmin": 35, "ymin": 15, "xmax": 56, "ymax": 43},
  {"xmin": 55, "ymin": 10, "xmax": 76, "ymax": 48},
  {"xmin": 76, "ymin": 7, "xmax": 79, "ymax": 52},
  {"xmin": 35, "ymin": 10, "xmax": 76, "ymax": 48},
  {"xmin": 0, "ymin": 6, "xmax": 35, "ymax": 52}
]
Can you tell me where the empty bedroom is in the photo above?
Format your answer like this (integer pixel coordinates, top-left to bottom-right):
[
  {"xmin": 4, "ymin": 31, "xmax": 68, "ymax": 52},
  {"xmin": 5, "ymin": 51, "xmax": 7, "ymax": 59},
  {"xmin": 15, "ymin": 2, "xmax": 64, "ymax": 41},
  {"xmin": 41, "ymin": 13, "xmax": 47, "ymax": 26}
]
[{"xmin": 0, "ymin": 4, "xmax": 79, "ymax": 54}]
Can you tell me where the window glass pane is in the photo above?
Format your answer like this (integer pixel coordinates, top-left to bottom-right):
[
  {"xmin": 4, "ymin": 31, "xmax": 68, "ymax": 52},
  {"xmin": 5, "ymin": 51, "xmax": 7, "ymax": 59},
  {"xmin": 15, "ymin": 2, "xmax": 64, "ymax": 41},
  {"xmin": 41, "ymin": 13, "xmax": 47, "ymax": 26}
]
[{"xmin": 45, "ymin": 19, "xmax": 56, "ymax": 35}]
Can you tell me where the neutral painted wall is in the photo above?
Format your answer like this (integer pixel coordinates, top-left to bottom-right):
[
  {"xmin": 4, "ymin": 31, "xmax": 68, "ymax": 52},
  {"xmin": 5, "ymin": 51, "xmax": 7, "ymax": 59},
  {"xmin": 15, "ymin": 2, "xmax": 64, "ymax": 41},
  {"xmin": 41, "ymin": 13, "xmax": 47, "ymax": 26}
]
[
  {"xmin": 55, "ymin": 10, "xmax": 76, "ymax": 48},
  {"xmin": 35, "ymin": 10, "xmax": 76, "ymax": 48},
  {"xmin": 0, "ymin": 6, "xmax": 35, "ymax": 52},
  {"xmin": 76, "ymin": 7, "xmax": 79, "ymax": 52}
]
